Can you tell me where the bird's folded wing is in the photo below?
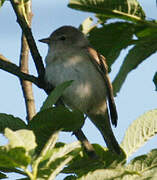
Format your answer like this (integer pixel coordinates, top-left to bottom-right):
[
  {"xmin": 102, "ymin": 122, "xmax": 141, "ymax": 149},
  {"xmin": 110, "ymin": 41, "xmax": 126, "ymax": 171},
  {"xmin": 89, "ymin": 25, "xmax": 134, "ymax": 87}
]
[{"xmin": 87, "ymin": 47, "xmax": 118, "ymax": 127}]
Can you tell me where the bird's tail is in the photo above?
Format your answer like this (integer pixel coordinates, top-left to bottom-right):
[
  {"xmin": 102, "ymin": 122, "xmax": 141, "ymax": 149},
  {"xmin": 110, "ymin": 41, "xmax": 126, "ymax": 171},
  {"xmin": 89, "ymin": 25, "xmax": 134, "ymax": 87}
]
[{"xmin": 88, "ymin": 111, "xmax": 121, "ymax": 154}]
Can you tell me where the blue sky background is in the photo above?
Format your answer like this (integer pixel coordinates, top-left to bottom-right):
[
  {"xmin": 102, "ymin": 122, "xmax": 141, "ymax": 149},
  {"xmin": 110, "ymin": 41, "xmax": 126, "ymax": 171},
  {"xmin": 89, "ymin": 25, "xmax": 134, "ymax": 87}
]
[{"xmin": 0, "ymin": 0, "xmax": 157, "ymax": 179}]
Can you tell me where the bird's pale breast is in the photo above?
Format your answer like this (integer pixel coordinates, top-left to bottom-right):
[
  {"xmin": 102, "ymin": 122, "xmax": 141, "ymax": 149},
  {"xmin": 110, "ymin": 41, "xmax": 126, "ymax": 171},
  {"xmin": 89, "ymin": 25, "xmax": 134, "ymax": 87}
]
[{"xmin": 45, "ymin": 52, "xmax": 107, "ymax": 114}]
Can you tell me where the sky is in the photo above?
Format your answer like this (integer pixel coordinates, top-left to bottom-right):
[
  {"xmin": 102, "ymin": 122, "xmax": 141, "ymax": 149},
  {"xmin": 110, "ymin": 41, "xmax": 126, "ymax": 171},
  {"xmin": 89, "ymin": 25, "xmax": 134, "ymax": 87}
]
[{"xmin": 0, "ymin": 0, "xmax": 157, "ymax": 179}]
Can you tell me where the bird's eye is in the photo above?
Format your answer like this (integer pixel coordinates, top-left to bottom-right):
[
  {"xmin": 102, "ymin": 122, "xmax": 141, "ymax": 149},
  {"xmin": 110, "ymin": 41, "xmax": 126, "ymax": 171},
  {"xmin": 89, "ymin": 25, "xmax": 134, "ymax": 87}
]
[{"xmin": 59, "ymin": 36, "xmax": 66, "ymax": 41}]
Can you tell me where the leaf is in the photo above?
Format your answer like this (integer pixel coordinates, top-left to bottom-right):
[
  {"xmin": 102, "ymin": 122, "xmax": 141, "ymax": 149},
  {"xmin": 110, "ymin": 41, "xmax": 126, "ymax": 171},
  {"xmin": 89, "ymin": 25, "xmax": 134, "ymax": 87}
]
[
  {"xmin": 39, "ymin": 156, "xmax": 74, "ymax": 180},
  {"xmin": 68, "ymin": 0, "xmax": 145, "ymax": 22},
  {"xmin": 63, "ymin": 144, "xmax": 125, "ymax": 176},
  {"xmin": 0, "ymin": 172, "xmax": 7, "ymax": 179},
  {"xmin": 48, "ymin": 156, "xmax": 74, "ymax": 180},
  {"xmin": 47, "ymin": 143, "xmax": 81, "ymax": 179},
  {"xmin": 39, "ymin": 131, "xmax": 59, "ymax": 162},
  {"xmin": 113, "ymin": 36, "xmax": 157, "ymax": 96},
  {"xmin": 0, "ymin": 113, "xmax": 27, "ymax": 133},
  {"xmin": 28, "ymin": 107, "xmax": 84, "ymax": 151},
  {"xmin": 31, "ymin": 131, "xmax": 59, "ymax": 174},
  {"xmin": 76, "ymin": 168, "xmax": 135, "ymax": 180},
  {"xmin": 126, "ymin": 149, "xmax": 157, "ymax": 180},
  {"xmin": 135, "ymin": 25, "xmax": 157, "ymax": 38},
  {"xmin": 153, "ymin": 72, "xmax": 157, "ymax": 91},
  {"xmin": 0, "ymin": 167, "xmax": 27, "ymax": 175},
  {"xmin": 16, "ymin": 0, "xmax": 30, "ymax": 3},
  {"xmin": 64, "ymin": 175, "xmax": 77, "ymax": 180},
  {"xmin": 92, "ymin": 144, "xmax": 126, "ymax": 165},
  {"xmin": 0, "ymin": 147, "xmax": 31, "ymax": 168},
  {"xmin": 121, "ymin": 109, "xmax": 157, "ymax": 158},
  {"xmin": 37, "ymin": 142, "xmax": 81, "ymax": 179},
  {"xmin": 79, "ymin": 17, "xmax": 93, "ymax": 34},
  {"xmin": 40, "ymin": 80, "xmax": 73, "ymax": 111},
  {"xmin": 47, "ymin": 141, "xmax": 81, "ymax": 163},
  {"xmin": 5, "ymin": 128, "xmax": 37, "ymax": 152},
  {"xmin": 31, "ymin": 107, "xmax": 84, "ymax": 132},
  {"xmin": 0, "ymin": 0, "xmax": 5, "ymax": 8},
  {"xmin": 88, "ymin": 22, "xmax": 135, "ymax": 68}
]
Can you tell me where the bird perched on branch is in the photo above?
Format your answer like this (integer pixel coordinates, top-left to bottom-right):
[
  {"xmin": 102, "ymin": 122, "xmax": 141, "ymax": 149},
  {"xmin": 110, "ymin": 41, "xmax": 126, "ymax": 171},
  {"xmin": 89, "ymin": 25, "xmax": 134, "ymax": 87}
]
[{"xmin": 39, "ymin": 26, "xmax": 121, "ymax": 154}]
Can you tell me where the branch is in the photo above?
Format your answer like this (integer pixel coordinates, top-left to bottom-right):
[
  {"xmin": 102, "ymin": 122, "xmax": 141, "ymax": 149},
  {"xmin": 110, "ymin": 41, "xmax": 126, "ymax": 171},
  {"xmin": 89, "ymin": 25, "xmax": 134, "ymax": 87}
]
[
  {"xmin": 19, "ymin": 0, "xmax": 36, "ymax": 122},
  {"xmin": 10, "ymin": 0, "xmax": 45, "ymax": 81},
  {"xmin": 74, "ymin": 130, "xmax": 98, "ymax": 159},
  {"xmin": 20, "ymin": 34, "xmax": 36, "ymax": 122},
  {"xmin": 0, "ymin": 54, "xmax": 39, "ymax": 86}
]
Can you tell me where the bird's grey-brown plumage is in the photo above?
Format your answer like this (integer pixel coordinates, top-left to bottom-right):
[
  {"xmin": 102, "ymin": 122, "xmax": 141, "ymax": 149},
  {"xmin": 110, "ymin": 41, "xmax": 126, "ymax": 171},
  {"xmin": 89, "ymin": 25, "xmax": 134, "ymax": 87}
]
[{"xmin": 39, "ymin": 26, "xmax": 121, "ymax": 154}]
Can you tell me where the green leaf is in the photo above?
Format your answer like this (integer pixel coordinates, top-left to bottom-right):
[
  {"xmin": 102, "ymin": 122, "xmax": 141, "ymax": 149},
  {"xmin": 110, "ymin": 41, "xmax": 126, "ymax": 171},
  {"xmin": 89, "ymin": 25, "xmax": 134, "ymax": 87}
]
[
  {"xmin": 68, "ymin": 0, "xmax": 145, "ymax": 22},
  {"xmin": 5, "ymin": 128, "xmax": 37, "ymax": 152},
  {"xmin": 76, "ymin": 168, "xmax": 135, "ymax": 180},
  {"xmin": 30, "ymin": 107, "xmax": 84, "ymax": 132},
  {"xmin": 0, "ymin": 147, "xmax": 31, "ymax": 168},
  {"xmin": 16, "ymin": 0, "xmax": 30, "ymax": 3},
  {"xmin": 64, "ymin": 175, "xmax": 77, "ymax": 180},
  {"xmin": 121, "ymin": 109, "xmax": 157, "ymax": 158},
  {"xmin": 79, "ymin": 17, "xmax": 93, "ymax": 34},
  {"xmin": 88, "ymin": 22, "xmax": 135, "ymax": 68},
  {"xmin": 47, "ymin": 141, "xmax": 81, "ymax": 163},
  {"xmin": 113, "ymin": 36, "xmax": 157, "ymax": 96},
  {"xmin": 135, "ymin": 25, "xmax": 157, "ymax": 38},
  {"xmin": 40, "ymin": 80, "xmax": 73, "ymax": 111},
  {"xmin": 153, "ymin": 72, "xmax": 157, "ymax": 91},
  {"xmin": 0, "ymin": 172, "xmax": 7, "ymax": 179},
  {"xmin": 37, "ymin": 142, "xmax": 81, "ymax": 179},
  {"xmin": 63, "ymin": 144, "xmax": 125, "ymax": 176},
  {"xmin": 47, "ymin": 142, "xmax": 81, "ymax": 179},
  {"xmin": 28, "ymin": 107, "xmax": 84, "ymax": 151},
  {"xmin": 0, "ymin": 0, "xmax": 5, "ymax": 8},
  {"xmin": 39, "ymin": 156, "xmax": 74, "ymax": 180},
  {"xmin": 0, "ymin": 113, "xmax": 26, "ymax": 133},
  {"xmin": 39, "ymin": 131, "xmax": 59, "ymax": 162},
  {"xmin": 93, "ymin": 144, "xmax": 126, "ymax": 165},
  {"xmin": 126, "ymin": 149, "xmax": 157, "ymax": 180},
  {"xmin": 0, "ymin": 167, "xmax": 27, "ymax": 175}
]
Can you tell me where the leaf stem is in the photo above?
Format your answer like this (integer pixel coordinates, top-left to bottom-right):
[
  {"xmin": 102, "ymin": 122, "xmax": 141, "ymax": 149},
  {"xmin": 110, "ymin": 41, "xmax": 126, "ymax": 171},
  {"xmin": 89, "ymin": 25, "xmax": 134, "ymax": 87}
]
[{"xmin": 32, "ymin": 131, "xmax": 59, "ymax": 179}]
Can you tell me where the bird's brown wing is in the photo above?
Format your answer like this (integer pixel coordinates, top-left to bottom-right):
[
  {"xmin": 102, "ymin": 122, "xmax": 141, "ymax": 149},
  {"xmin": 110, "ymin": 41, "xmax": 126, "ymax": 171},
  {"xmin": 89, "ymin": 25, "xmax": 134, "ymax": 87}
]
[{"xmin": 87, "ymin": 47, "xmax": 118, "ymax": 127}]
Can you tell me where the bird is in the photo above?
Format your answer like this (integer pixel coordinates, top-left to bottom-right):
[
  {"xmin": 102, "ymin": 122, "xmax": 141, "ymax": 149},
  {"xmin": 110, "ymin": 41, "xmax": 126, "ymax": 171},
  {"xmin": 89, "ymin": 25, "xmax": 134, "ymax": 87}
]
[{"xmin": 39, "ymin": 26, "xmax": 121, "ymax": 154}]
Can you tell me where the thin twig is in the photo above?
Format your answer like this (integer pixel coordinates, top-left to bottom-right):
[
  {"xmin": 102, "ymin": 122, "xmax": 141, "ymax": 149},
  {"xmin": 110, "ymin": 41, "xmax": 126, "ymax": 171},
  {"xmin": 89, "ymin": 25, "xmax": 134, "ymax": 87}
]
[
  {"xmin": 20, "ymin": 33, "xmax": 36, "ymax": 122},
  {"xmin": 74, "ymin": 130, "xmax": 98, "ymax": 159},
  {"xmin": 10, "ymin": 0, "xmax": 45, "ymax": 81},
  {"xmin": 19, "ymin": 0, "xmax": 36, "ymax": 122},
  {"xmin": 0, "ymin": 55, "xmax": 39, "ymax": 86}
]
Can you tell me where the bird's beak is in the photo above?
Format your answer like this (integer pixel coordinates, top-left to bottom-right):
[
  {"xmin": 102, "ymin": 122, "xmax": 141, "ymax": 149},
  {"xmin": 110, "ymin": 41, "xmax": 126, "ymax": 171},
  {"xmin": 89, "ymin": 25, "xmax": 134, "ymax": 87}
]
[{"xmin": 39, "ymin": 37, "xmax": 50, "ymax": 44}]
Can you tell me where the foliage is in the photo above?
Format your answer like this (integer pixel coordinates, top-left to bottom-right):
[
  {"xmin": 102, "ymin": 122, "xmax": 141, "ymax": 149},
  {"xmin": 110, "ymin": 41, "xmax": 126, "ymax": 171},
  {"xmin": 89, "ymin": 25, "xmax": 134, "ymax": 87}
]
[
  {"xmin": 153, "ymin": 72, "xmax": 157, "ymax": 91},
  {"xmin": 121, "ymin": 109, "xmax": 157, "ymax": 158},
  {"xmin": 0, "ymin": 82, "xmax": 84, "ymax": 179},
  {"xmin": 0, "ymin": 0, "xmax": 157, "ymax": 179},
  {"xmin": 69, "ymin": 0, "xmax": 157, "ymax": 95},
  {"xmin": 0, "ymin": 0, "xmax": 5, "ymax": 8},
  {"xmin": 0, "ymin": 108, "xmax": 157, "ymax": 179},
  {"xmin": 0, "ymin": 82, "xmax": 157, "ymax": 179}
]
